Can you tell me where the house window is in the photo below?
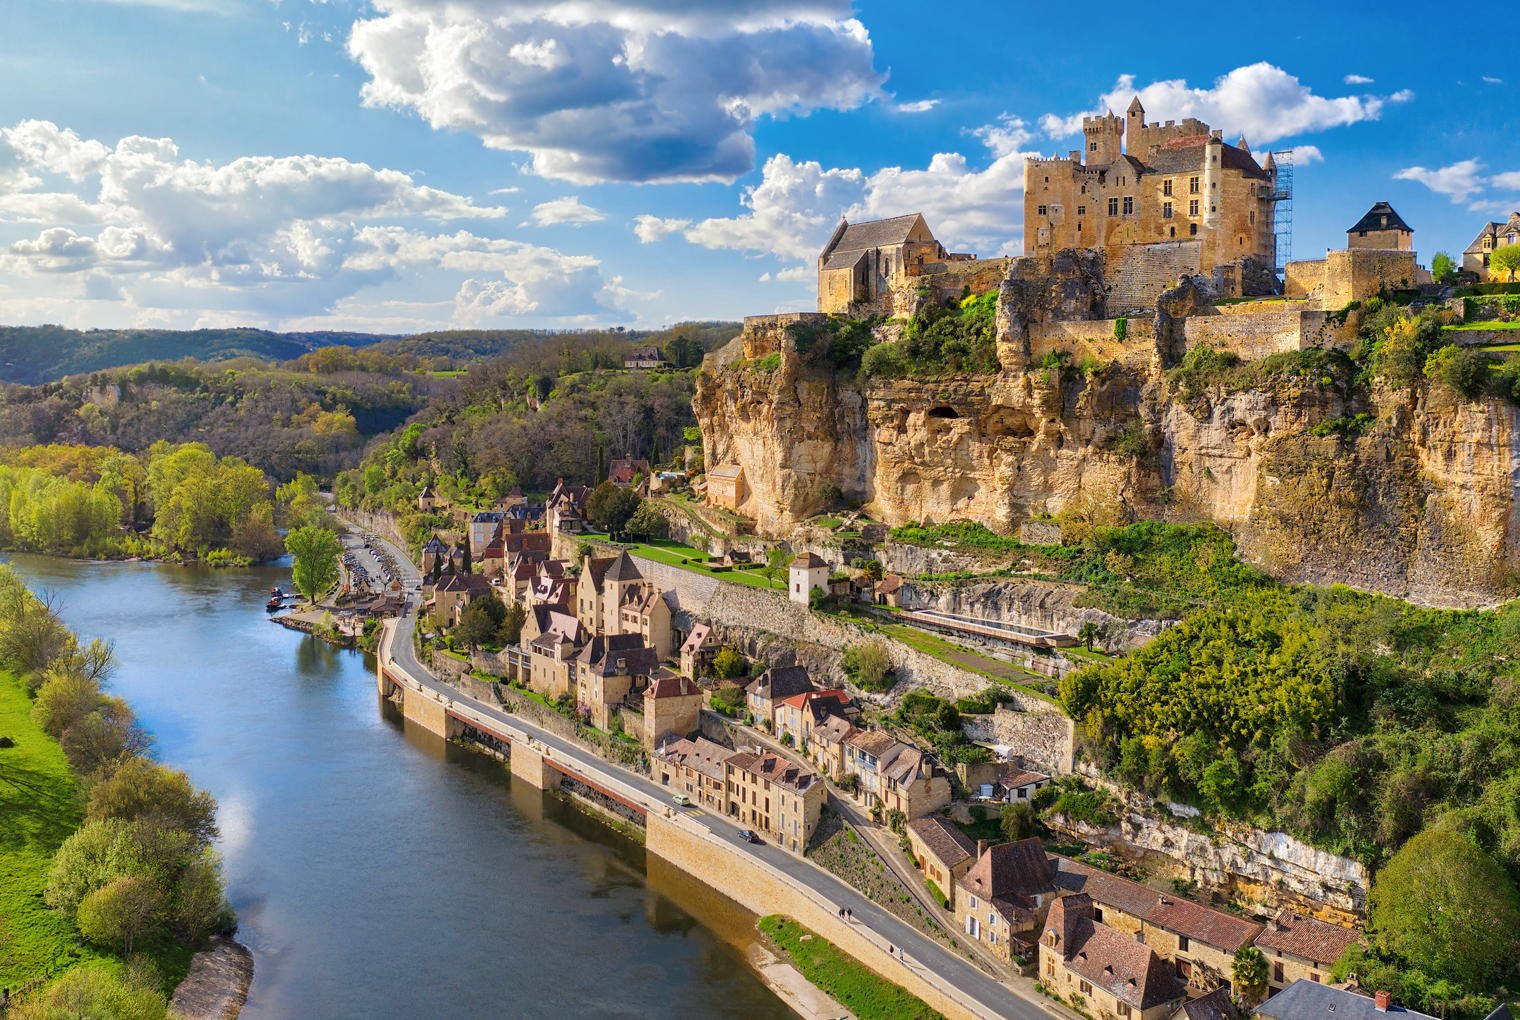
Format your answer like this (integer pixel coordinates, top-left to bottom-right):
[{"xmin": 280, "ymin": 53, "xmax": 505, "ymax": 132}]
[
  {"xmin": 1170, "ymin": 226, "xmax": 1176, "ymax": 237},
  {"xmin": 969, "ymin": 896, "xmax": 979, "ymax": 910},
  {"xmin": 1118, "ymin": 1005, "xmax": 1131, "ymax": 1019},
  {"xmin": 1108, "ymin": 197, "xmax": 1119, "ymax": 215},
  {"xmin": 1178, "ymin": 935, "xmax": 1190, "ymax": 952},
  {"xmin": 1080, "ymin": 981, "xmax": 1093, "ymax": 995},
  {"xmin": 1163, "ymin": 202, "xmax": 1172, "ymax": 219},
  {"xmin": 1190, "ymin": 224, "xmax": 1198, "ymax": 236},
  {"xmin": 1046, "ymin": 957, "xmax": 1056, "ymax": 977},
  {"xmin": 1093, "ymin": 907, "xmax": 1104, "ymax": 924},
  {"xmin": 1274, "ymin": 962, "xmax": 1284, "ymax": 984},
  {"xmin": 1312, "ymin": 974, "xmax": 1321, "ymax": 983},
  {"xmin": 1189, "ymin": 176, "xmax": 1200, "ymax": 194},
  {"xmin": 1123, "ymin": 196, "xmax": 1133, "ymax": 214},
  {"xmin": 1189, "ymin": 200, "xmax": 1199, "ymax": 216},
  {"xmin": 1163, "ymin": 179, "xmax": 1173, "ymax": 196}
]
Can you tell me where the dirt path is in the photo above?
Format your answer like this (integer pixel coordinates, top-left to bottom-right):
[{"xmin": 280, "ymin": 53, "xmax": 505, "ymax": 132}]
[{"xmin": 168, "ymin": 938, "xmax": 253, "ymax": 1020}]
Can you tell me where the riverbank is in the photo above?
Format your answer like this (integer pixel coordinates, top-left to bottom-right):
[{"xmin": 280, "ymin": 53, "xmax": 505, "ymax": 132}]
[{"xmin": 168, "ymin": 939, "xmax": 254, "ymax": 1020}]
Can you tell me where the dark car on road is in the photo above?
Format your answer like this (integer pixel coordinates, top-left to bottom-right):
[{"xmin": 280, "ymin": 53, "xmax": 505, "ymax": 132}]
[{"xmin": 739, "ymin": 829, "xmax": 761, "ymax": 844}]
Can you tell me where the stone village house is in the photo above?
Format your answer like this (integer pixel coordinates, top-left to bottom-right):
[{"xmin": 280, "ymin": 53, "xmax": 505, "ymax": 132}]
[
  {"xmin": 653, "ymin": 735, "xmax": 730, "ymax": 809},
  {"xmin": 641, "ymin": 674, "xmax": 703, "ymax": 749},
  {"xmin": 746, "ymin": 665, "xmax": 816, "ymax": 722},
  {"xmin": 1041, "ymin": 893, "xmax": 1188, "ymax": 1020},
  {"xmin": 725, "ymin": 749, "xmax": 826, "ymax": 855},
  {"xmin": 956, "ymin": 837, "xmax": 1057, "ymax": 963},
  {"xmin": 907, "ymin": 815, "xmax": 977, "ymax": 910}
]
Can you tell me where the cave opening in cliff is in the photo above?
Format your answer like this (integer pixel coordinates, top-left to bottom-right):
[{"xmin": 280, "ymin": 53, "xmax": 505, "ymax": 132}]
[{"xmin": 927, "ymin": 406, "xmax": 959, "ymax": 419}]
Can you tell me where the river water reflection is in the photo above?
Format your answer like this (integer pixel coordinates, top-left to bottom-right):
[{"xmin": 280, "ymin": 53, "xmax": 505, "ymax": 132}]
[{"xmin": 6, "ymin": 554, "xmax": 794, "ymax": 1020}]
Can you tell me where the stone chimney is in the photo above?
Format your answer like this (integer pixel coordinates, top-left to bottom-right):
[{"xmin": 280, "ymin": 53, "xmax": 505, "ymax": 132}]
[
  {"xmin": 1375, "ymin": 992, "xmax": 1390, "ymax": 1012},
  {"xmin": 978, "ymin": 839, "xmax": 989, "ymax": 858}
]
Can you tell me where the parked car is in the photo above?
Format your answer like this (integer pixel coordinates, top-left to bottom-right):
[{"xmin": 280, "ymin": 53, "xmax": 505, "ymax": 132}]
[
  {"xmin": 739, "ymin": 829, "xmax": 760, "ymax": 844},
  {"xmin": 671, "ymin": 794, "xmax": 691, "ymax": 807}
]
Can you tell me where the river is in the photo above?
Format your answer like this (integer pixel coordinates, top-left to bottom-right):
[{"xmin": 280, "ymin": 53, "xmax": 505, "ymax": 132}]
[{"xmin": 6, "ymin": 554, "xmax": 797, "ymax": 1020}]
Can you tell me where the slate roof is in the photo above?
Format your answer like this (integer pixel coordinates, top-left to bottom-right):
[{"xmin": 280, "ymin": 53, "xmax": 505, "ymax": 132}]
[
  {"xmin": 1174, "ymin": 987, "xmax": 1238, "ymax": 1020},
  {"xmin": 1347, "ymin": 202, "xmax": 1413, "ymax": 235},
  {"xmin": 1143, "ymin": 140, "xmax": 1270, "ymax": 181},
  {"xmin": 747, "ymin": 665, "xmax": 815, "ymax": 701},
  {"xmin": 435, "ymin": 574, "xmax": 495, "ymax": 594},
  {"xmin": 604, "ymin": 550, "xmax": 643, "ymax": 583},
  {"xmin": 882, "ymin": 745, "xmax": 925, "ymax": 784},
  {"xmin": 1145, "ymin": 895, "xmax": 1263, "ymax": 953},
  {"xmin": 1253, "ymin": 910, "xmax": 1363, "ymax": 965},
  {"xmin": 1255, "ymin": 981, "xmax": 1438, "ymax": 1020},
  {"xmin": 813, "ymin": 713, "xmax": 857, "ymax": 745},
  {"xmin": 827, "ymin": 214, "xmax": 925, "ymax": 255},
  {"xmin": 822, "ymin": 248, "xmax": 869, "ymax": 272},
  {"xmin": 627, "ymin": 345, "xmax": 665, "ymax": 361},
  {"xmin": 908, "ymin": 815, "xmax": 976, "ymax": 868},
  {"xmin": 583, "ymin": 556, "xmax": 617, "ymax": 590}
]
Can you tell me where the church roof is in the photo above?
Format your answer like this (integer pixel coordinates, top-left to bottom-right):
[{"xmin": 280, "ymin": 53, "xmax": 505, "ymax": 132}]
[
  {"xmin": 1347, "ymin": 202, "xmax": 1413, "ymax": 235},
  {"xmin": 821, "ymin": 248, "xmax": 870, "ymax": 272},
  {"xmin": 604, "ymin": 550, "xmax": 643, "ymax": 583},
  {"xmin": 825, "ymin": 214, "xmax": 925, "ymax": 256}
]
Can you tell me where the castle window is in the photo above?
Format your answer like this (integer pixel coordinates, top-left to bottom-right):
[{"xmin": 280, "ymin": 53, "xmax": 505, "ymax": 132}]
[
  {"xmin": 1190, "ymin": 223, "xmax": 1198, "ymax": 236},
  {"xmin": 1038, "ymin": 205, "xmax": 1047, "ymax": 216},
  {"xmin": 1123, "ymin": 196, "xmax": 1133, "ymax": 215},
  {"xmin": 1250, "ymin": 211, "xmax": 1255, "ymax": 225},
  {"xmin": 1077, "ymin": 206, "xmax": 1085, "ymax": 216},
  {"xmin": 1163, "ymin": 202, "xmax": 1172, "ymax": 219},
  {"xmin": 1189, "ymin": 177, "xmax": 1200, "ymax": 194},
  {"xmin": 1080, "ymin": 184, "xmax": 1086, "ymax": 194},
  {"xmin": 1108, "ymin": 197, "xmax": 1119, "ymax": 216},
  {"xmin": 1044, "ymin": 176, "xmax": 1049, "ymax": 183},
  {"xmin": 1189, "ymin": 200, "xmax": 1199, "ymax": 216},
  {"xmin": 1163, "ymin": 179, "xmax": 1173, "ymax": 196},
  {"xmin": 1090, "ymin": 142, "xmax": 1097, "ymax": 151},
  {"xmin": 1170, "ymin": 226, "xmax": 1176, "ymax": 237}
]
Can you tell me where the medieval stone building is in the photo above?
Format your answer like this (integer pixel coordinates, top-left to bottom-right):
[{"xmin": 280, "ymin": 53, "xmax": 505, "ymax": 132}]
[
  {"xmin": 1464, "ymin": 212, "xmax": 1520, "ymax": 281},
  {"xmin": 1346, "ymin": 202, "xmax": 1412, "ymax": 250},
  {"xmin": 816, "ymin": 214, "xmax": 1007, "ymax": 316},
  {"xmin": 1024, "ymin": 97, "xmax": 1280, "ymax": 304}
]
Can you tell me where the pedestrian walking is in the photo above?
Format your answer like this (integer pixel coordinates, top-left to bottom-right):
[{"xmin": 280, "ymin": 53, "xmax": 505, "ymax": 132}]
[
  {"xmin": 838, "ymin": 908, "xmax": 845, "ymax": 919},
  {"xmin": 888, "ymin": 944, "xmax": 894, "ymax": 956}
]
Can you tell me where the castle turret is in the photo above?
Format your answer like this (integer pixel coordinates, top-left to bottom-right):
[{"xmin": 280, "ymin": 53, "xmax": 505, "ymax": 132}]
[{"xmin": 1082, "ymin": 110, "xmax": 1124, "ymax": 165}]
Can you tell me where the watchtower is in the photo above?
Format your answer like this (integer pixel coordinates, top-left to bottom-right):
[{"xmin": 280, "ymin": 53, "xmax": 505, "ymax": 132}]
[{"xmin": 1082, "ymin": 111, "xmax": 1124, "ymax": 165}]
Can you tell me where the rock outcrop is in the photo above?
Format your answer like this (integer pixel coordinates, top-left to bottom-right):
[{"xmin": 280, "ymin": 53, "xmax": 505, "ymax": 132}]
[{"xmin": 693, "ymin": 263, "xmax": 1520, "ymax": 609}]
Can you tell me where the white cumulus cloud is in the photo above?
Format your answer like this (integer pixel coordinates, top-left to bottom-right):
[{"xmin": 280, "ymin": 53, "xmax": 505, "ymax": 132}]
[
  {"xmin": 1288, "ymin": 145, "xmax": 1324, "ymax": 164},
  {"xmin": 1039, "ymin": 64, "xmax": 1403, "ymax": 145},
  {"xmin": 897, "ymin": 100, "xmax": 939, "ymax": 113},
  {"xmin": 0, "ymin": 119, "xmax": 624, "ymax": 325},
  {"xmin": 632, "ymin": 214, "xmax": 691, "ymax": 243},
  {"xmin": 1491, "ymin": 171, "xmax": 1520, "ymax": 190},
  {"xmin": 529, "ymin": 196, "xmax": 605, "ymax": 226},
  {"xmin": 1394, "ymin": 158, "xmax": 1487, "ymax": 203},
  {"xmin": 345, "ymin": 0, "xmax": 886, "ymax": 185},
  {"xmin": 683, "ymin": 114, "xmax": 1039, "ymax": 264},
  {"xmin": 1344, "ymin": 74, "xmax": 1374, "ymax": 84}
]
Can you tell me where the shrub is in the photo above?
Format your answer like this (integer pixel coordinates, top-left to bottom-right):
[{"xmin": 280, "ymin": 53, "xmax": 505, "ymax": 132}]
[
  {"xmin": 1113, "ymin": 317, "xmax": 1128, "ymax": 341},
  {"xmin": 842, "ymin": 640, "xmax": 893, "ymax": 691},
  {"xmin": 77, "ymin": 874, "xmax": 167, "ymax": 955},
  {"xmin": 711, "ymin": 648, "xmax": 747, "ymax": 680},
  {"xmin": 87, "ymin": 758, "xmax": 220, "ymax": 844},
  {"xmin": 1444, "ymin": 347, "xmax": 1493, "ymax": 401},
  {"xmin": 926, "ymin": 879, "xmax": 949, "ymax": 908},
  {"xmin": 860, "ymin": 341, "xmax": 908, "ymax": 379}
]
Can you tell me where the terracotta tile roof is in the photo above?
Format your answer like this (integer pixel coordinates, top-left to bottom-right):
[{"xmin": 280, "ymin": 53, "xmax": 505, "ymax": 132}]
[
  {"xmin": 883, "ymin": 745, "xmax": 924, "ymax": 784},
  {"xmin": 1048, "ymin": 895, "xmax": 1184, "ymax": 1011},
  {"xmin": 1053, "ymin": 857, "xmax": 1161, "ymax": 919},
  {"xmin": 844, "ymin": 729, "xmax": 900, "ymax": 758},
  {"xmin": 908, "ymin": 815, "xmax": 976, "ymax": 868},
  {"xmin": 708, "ymin": 464, "xmax": 743, "ymax": 479},
  {"xmin": 875, "ymin": 575, "xmax": 903, "ymax": 594},
  {"xmin": 961, "ymin": 837, "xmax": 1054, "ymax": 905},
  {"xmin": 790, "ymin": 552, "xmax": 829, "ymax": 569},
  {"xmin": 646, "ymin": 675, "xmax": 701, "ymax": 700},
  {"xmin": 1144, "ymin": 895, "xmax": 1263, "ymax": 953},
  {"xmin": 1000, "ymin": 769, "xmax": 1050, "ymax": 788},
  {"xmin": 727, "ymin": 750, "xmax": 819, "ymax": 794},
  {"xmin": 1253, "ymin": 910, "xmax": 1363, "ymax": 965},
  {"xmin": 779, "ymin": 689, "xmax": 850, "ymax": 710},
  {"xmin": 681, "ymin": 623, "xmax": 713, "ymax": 654},
  {"xmin": 653, "ymin": 735, "xmax": 729, "ymax": 782}
]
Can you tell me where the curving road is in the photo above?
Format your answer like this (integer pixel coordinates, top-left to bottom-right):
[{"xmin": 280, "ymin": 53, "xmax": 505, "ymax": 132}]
[{"xmin": 337, "ymin": 512, "xmax": 1059, "ymax": 1020}]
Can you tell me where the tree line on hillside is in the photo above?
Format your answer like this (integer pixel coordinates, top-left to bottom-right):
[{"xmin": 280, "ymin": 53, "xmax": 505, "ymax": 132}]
[
  {"xmin": 0, "ymin": 442, "xmax": 296, "ymax": 562},
  {"xmin": 0, "ymin": 565, "xmax": 234, "ymax": 1017}
]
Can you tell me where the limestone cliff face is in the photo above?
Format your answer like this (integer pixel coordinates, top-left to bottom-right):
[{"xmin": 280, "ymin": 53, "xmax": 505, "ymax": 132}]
[{"xmin": 693, "ymin": 341, "xmax": 1520, "ymax": 609}]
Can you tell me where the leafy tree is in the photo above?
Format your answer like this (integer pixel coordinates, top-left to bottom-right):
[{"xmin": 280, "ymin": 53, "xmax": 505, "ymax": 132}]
[
  {"xmin": 77, "ymin": 874, "xmax": 166, "ymax": 955},
  {"xmin": 1078, "ymin": 621, "xmax": 1099, "ymax": 650},
  {"xmin": 1000, "ymin": 801, "xmax": 1037, "ymax": 842},
  {"xmin": 1232, "ymin": 946, "xmax": 1270, "ymax": 1001},
  {"xmin": 60, "ymin": 698, "xmax": 154, "ymax": 775},
  {"xmin": 711, "ymin": 648, "xmax": 747, "ymax": 680},
  {"xmin": 456, "ymin": 598, "xmax": 504, "ymax": 650},
  {"xmin": 626, "ymin": 500, "xmax": 669, "ymax": 539},
  {"xmin": 585, "ymin": 481, "xmax": 640, "ymax": 535},
  {"xmin": 1431, "ymin": 251, "xmax": 1456, "ymax": 283},
  {"xmin": 1490, "ymin": 243, "xmax": 1520, "ymax": 282},
  {"xmin": 87, "ymin": 758, "xmax": 220, "ymax": 845},
  {"xmin": 31, "ymin": 666, "xmax": 103, "ymax": 737},
  {"xmin": 842, "ymin": 640, "xmax": 893, "ymax": 691},
  {"xmin": 759, "ymin": 546, "xmax": 790, "ymax": 588},
  {"xmin": 1366, "ymin": 828, "xmax": 1520, "ymax": 988},
  {"xmin": 498, "ymin": 600, "xmax": 527, "ymax": 647},
  {"xmin": 231, "ymin": 508, "xmax": 285, "ymax": 563},
  {"xmin": 817, "ymin": 481, "xmax": 843, "ymax": 506},
  {"xmin": 860, "ymin": 560, "xmax": 884, "ymax": 584},
  {"xmin": 7, "ymin": 962, "xmax": 167, "ymax": 1020},
  {"xmin": 1444, "ymin": 348, "xmax": 1493, "ymax": 401},
  {"xmin": 285, "ymin": 525, "xmax": 341, "ymax": 604}
]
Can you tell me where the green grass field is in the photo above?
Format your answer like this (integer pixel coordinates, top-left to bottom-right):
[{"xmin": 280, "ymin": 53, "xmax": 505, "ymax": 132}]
[
  {"xmin": 1445, "ymin": 321, "xmax": 1520, "ymax": 331},
  {"xmin": 877, "ymin": 623, "xmax": 1061, "ymax": 706},
  {"xmin": 623, "ymin": 540, "xmax": 783, "ymax": 590},
  {"xmin": 758, "ymin": 915, "xmax": 946, "ymax": 1020},
  {"xmin": 0, "ymin": 670, "xmax": 97, "ymax": 988}
]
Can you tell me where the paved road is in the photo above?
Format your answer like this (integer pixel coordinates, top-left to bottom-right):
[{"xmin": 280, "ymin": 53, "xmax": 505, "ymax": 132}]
[{"xmin": 337, "ymin": 513, "xmax": 1056, "ymax": 1020}]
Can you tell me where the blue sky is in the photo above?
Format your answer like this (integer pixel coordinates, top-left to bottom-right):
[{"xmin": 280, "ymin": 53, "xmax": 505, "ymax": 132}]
[{"xmin": 0, "ymin": 0, "xmax": 1510, "ymax": 333}]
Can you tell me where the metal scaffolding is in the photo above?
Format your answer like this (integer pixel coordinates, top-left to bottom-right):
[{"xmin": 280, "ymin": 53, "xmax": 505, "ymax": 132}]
[{"xmin": 1270, "ymin": 150, "xmax": 1294, "ymax": 273}]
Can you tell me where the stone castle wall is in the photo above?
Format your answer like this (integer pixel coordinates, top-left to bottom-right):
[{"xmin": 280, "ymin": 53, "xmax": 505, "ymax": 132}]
[
  {"xmin": 1105, "ymin": 241, "xmax": 1204, "ymax": 314},
  {"xmin": 1028, "ymin": 318, "xmax": 1158, "ymax": 370},
  {"xmin": 1284, "ymin": 249, "xmax": 1423, "ymax": 308}
]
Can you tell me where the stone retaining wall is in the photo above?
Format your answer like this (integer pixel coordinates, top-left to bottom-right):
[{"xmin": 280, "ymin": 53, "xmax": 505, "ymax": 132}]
[{"xmin": 960, "ymin": 704, "xmax": 1075, "ymax": 776}]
